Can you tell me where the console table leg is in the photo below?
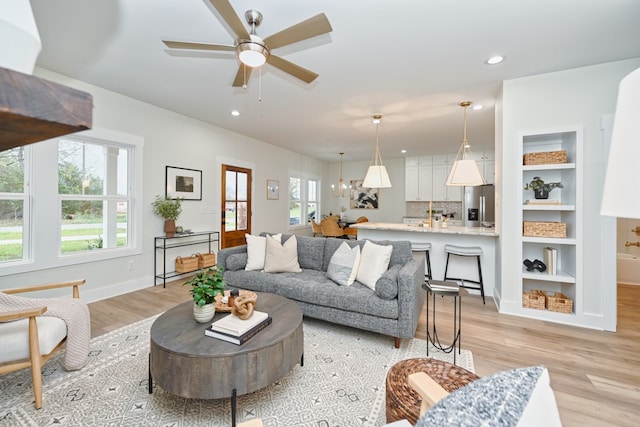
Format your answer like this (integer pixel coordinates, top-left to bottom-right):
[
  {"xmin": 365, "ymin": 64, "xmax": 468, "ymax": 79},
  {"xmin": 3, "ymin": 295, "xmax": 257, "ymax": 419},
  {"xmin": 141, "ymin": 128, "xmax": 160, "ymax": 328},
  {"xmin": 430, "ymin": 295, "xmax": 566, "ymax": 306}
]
[
  {"xmin": 148, "ymin": 353, "xmax": 153, "ymax": 394},
  {"xmin": 231, "ymin": 388, "xmax": 237, "ymax": 427}
]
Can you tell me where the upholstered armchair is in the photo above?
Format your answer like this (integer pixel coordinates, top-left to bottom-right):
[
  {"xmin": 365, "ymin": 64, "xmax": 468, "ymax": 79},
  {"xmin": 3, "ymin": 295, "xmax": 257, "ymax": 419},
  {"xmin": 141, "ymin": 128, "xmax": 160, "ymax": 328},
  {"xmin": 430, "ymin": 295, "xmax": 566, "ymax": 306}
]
[{"xmin": 0, "ymin": 279, "xmax": 89, "ymax": 409}]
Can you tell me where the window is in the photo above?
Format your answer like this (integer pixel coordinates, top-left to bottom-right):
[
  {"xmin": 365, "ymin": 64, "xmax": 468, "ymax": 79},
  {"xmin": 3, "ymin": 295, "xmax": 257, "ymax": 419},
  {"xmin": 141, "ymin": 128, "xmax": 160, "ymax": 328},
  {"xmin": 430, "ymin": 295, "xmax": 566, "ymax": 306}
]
[
  {"xmin": 0, "ymin": 146, "xmax": 30, "ymax": 263},
  {"xmin": 58, "ymin": 139, "xmax": 130, "ymax": 254},
  {"xmin": 0, "ymin": 129, "xmax": 143, "ymax": 275},
  {"xmin": 289, "ymin": 174, "xmax": 320, "ymax": 228}
]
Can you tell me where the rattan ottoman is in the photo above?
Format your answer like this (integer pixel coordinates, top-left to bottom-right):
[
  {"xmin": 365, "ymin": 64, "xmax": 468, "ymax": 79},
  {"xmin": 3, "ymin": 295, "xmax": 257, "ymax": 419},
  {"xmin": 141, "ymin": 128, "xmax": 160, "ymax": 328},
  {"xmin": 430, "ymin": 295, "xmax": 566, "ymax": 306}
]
[{"xmin": 385, "ymin": 358, "xmax": 480, "ymax": 424}]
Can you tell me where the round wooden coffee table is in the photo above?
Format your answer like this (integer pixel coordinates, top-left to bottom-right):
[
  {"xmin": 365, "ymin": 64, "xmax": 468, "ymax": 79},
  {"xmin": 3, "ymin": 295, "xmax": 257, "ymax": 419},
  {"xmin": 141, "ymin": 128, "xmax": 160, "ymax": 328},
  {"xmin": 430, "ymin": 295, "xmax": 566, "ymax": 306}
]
[{"xmin": 149, "ymin": 292, "xmax": 303, "ymax": 426}]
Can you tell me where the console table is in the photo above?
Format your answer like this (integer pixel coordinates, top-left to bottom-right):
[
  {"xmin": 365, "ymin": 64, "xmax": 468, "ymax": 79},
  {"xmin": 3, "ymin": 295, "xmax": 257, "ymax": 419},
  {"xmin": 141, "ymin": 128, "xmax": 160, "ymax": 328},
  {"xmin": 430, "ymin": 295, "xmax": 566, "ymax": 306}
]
[{"xmin": 154, "ymin": 231, "xmax": 219, "ymax": 287}]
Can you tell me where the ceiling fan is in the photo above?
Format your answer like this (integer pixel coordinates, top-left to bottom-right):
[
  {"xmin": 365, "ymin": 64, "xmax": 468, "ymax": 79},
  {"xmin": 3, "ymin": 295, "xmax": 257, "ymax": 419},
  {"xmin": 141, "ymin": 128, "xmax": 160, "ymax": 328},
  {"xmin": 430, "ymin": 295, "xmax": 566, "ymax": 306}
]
[{"xmin": 162, "ymin": 0, "xmax": 333, "ymax": 87}]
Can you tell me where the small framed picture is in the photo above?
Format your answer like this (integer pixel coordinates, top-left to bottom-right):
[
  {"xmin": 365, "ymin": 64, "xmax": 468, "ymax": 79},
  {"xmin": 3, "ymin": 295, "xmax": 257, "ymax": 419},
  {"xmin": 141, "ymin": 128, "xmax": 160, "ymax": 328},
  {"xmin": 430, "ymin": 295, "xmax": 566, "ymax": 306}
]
[
  {"xmin": 166, "ymin": 166, "xmax": 202, "ymax": 200},
  {"xmin": 267, "ymin": 179, "xmax": 279, "ymax": 200}
]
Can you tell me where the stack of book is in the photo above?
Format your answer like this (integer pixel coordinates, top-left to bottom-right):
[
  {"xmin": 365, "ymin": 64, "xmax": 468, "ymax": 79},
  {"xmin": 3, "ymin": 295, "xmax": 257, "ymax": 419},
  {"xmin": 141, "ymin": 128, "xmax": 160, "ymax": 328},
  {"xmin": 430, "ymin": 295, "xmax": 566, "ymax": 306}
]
[
  {"xmin": 427, "ymin": 280, "xmax": 460, "ymax": 293},
  {"xmin": 205, "ymin": 310, "xmax": 272, "ymax": 345},
  {"xmin": 543, "ymin": 247, "xmax": 558, "ymax": 275}
]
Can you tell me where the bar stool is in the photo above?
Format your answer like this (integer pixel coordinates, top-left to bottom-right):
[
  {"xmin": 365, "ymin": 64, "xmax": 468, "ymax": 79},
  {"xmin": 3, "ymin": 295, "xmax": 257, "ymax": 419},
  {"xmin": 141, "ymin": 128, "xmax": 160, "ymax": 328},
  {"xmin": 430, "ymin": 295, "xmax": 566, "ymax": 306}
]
[
  {"xmin": 411, "ymin": 242, "xmax": 432, "ymax": 281},
  {"xmin": 443, "ymin": 244, "xmax": 485, "ymax": 304}
]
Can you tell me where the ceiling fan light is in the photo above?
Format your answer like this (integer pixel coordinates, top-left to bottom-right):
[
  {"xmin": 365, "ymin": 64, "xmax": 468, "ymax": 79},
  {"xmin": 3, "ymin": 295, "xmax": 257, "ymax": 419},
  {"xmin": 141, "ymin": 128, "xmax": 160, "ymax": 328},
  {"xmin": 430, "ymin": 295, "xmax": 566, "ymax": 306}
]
[{"xmin": 238, "ymin": 39, "xmax": 268, "ymax": 67}]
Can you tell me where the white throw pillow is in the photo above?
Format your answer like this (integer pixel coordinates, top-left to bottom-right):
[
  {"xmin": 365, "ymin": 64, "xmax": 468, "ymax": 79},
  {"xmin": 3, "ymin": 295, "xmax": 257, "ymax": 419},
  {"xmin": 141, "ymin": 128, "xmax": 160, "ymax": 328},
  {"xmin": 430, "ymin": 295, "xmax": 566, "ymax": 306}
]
[
  {"xmin": 327, "ymin": 242, "xmax": 361, "ymax": 286},
  {"xmin": 356, "ymin": 240, "xmax": 393, "ymax": 290},
  {"xmin": 245, "ymin": 233, "xmax": 281, "ymax": 271},
  {"xmin": 263, "ymin": 234, "xmax": 302, "ymax": 273}
]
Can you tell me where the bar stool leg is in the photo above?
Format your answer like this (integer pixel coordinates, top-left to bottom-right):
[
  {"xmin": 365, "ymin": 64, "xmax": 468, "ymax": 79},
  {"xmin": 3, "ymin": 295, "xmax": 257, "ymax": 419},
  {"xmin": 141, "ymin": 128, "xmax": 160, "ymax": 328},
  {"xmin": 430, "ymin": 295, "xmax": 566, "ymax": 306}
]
[
  {"xmin": 476, "ymin": 255, "xmax": 485, "ymax": 304},
  {"xmin": 425, "ymin": 251, "xmax": 432, "ymax": 280}
]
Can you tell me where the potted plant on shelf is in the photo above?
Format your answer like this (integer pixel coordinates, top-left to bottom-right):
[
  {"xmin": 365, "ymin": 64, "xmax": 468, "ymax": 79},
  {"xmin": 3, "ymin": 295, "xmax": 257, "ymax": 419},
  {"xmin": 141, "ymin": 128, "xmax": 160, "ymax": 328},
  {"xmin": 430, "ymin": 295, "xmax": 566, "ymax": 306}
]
[
  {"xmin": 183, "ymin": 267, "xmax": 225, "ymax": 323},
  {"xmin": 524, "ymin": 177, "xmax": 563, "ymax": 199},
  {"xmin": 151, "ymin": 195, "xmax": 182, "ymax": 237}
]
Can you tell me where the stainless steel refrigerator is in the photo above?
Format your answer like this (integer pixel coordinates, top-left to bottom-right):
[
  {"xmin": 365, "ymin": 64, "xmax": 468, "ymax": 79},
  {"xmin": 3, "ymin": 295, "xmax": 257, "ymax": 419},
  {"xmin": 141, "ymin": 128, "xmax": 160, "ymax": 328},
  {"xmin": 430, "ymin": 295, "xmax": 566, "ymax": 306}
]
[{"xmin": 464, "ymin": 184, "xmax": 495, "ymax": 227}]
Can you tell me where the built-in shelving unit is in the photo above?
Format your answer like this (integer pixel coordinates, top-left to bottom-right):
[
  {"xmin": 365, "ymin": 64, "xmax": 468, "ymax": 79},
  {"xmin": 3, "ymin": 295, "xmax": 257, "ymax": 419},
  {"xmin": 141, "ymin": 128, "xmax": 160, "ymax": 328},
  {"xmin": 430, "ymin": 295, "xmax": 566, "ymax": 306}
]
[
  {"xmin": 517, "ymin": 128, "xmax": 582, "ymax": 320},
  {"xmin": 154, "ymin": 231, "xmax": 220, "ymax": 287}
]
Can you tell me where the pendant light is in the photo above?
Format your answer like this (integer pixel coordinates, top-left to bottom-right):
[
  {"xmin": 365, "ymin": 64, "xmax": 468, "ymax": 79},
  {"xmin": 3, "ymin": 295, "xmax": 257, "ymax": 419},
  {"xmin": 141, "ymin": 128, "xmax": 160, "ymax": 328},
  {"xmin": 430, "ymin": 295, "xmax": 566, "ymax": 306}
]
[
  {"xmin": 331, "ymin": 152, "xmax": 350, "ymax": 197},
  {"xmin": 446, "ymin": 101, "xmax": 486, "ymax": 186},
  {"xmin": 362, "ymin": 114, "xmax": 392, "ymax": 188}
]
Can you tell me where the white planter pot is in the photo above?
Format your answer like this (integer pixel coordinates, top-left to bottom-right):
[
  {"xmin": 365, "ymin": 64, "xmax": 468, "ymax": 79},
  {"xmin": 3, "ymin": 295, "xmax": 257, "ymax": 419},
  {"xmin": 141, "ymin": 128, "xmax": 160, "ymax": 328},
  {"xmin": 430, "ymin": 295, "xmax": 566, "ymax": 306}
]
[{"xmin": 193, "ymin": 303, "xmax": 215, "ymax": 323}]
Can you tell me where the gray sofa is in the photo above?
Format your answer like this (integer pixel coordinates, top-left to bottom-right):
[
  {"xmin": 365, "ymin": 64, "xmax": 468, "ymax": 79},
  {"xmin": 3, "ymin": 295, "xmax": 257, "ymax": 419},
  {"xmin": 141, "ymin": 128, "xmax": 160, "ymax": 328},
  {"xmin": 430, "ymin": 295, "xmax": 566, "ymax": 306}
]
[{"xmin": 216, "ymin": 234, "xmax": 425, "ymax": 347}]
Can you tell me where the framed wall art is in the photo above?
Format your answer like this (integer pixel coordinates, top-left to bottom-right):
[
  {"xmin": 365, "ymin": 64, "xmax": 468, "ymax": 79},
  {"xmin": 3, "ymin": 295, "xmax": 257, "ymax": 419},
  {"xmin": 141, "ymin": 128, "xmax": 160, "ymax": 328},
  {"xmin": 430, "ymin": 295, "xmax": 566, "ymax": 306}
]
[
  {"xmin": 267, "ymin": 179, "xmax": 279, "ymax": 200},
  {"xmin": 350, "ymin": 179, "xmax": 379, "ymax": 209},
  {"xmin": 166, "ymin": 166, "xmax": 202, "ymax": 200}
]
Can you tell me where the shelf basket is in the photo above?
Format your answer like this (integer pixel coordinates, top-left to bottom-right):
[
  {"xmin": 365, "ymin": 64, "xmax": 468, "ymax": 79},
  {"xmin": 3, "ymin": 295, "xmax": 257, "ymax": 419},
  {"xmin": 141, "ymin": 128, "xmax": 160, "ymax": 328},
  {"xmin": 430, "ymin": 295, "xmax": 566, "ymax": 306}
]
[
  {"xmin": 541, "ymin": 291, "xmax": 573, "ymax": 313},
  {"xmin": 175, "ymin": 255, "xmax": 199, "ymax": 273},
  {"xmin": 522, "ymin": 289, "xmax": 546, "ymax": 310},
  {"xmin": 523, "ymin": 150, "xmax": 567, "ymax": 165},
  {"xmin": 523, "ymin": 221, "xmax": 567, "ymax": 238},
  {"xmin": 196, "ymin": 252, "xmax": 216, "ymax": 269}
]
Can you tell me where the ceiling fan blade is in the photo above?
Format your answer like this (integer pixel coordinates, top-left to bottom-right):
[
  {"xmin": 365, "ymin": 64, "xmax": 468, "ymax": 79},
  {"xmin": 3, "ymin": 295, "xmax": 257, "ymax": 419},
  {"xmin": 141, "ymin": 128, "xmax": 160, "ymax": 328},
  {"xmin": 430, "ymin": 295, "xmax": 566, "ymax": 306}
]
[
  {"xmin": 267, "ymin": 55, "xmax": 319, "ymax": 84},
  {"xmin": 232, "ymin": 64, "xmax": 253, "ymax": 87},
  {"xmin": 207, "ymin": 0, "xmax": 250, "ymax": 40},
  {"xmin": 162, "ymin": 40, "xmax": 235, "ymax": 51},
  {"xmin": 264, "ymin": 13, "xmax": 332, "ymax": 50}
]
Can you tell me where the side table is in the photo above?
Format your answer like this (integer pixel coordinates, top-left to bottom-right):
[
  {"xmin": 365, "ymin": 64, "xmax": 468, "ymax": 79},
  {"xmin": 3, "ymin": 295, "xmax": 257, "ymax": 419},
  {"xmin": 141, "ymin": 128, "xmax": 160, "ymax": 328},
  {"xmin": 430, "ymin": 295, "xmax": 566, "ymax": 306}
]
[{"xmin": 423, "ymin": 280, "xmax": 468, "ymax": 364}]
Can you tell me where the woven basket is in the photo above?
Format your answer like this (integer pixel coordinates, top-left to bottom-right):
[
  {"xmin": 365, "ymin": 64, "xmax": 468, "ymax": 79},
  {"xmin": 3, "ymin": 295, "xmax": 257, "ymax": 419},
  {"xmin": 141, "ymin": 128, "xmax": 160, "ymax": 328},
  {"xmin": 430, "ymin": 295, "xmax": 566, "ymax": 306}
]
[
  {"xmin": 542, "ymin": 291, "xmax": 573, "ymax": 313},
  {"xmin": 196, "ymin": 252, "xmax": 216, "ymax": 269},
  {"xmin": 175, "ymin": 255, "xmax": 199, "ymax": 273},
  {"xmin": 385, "ymin": 358, "xmax": 479, "ymax": 424},
  {"xmin": 523, "ymin": 221, "xmax": 567, "ymax": 238},
  {"xmin": 523, "ymin": 150, "xmax": 567, "ymax": 165},
  {"xmin": 522, "ymin": 289, "xmax": 546, "ymax": 310}
]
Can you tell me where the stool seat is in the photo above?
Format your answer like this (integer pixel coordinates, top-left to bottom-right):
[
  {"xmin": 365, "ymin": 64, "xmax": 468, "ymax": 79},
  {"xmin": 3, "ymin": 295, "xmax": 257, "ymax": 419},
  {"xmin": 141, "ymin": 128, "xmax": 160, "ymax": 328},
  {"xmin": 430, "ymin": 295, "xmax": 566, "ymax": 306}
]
[
  {"xmin": 411, "ymin": 242, "xmax": 432, "ymax": 280},
  {"xmin": 444, "ymin": 244, "xmax": 482, "ymax": 256},
  {"xmin": 385, "ymin": 358, "xmax": 479, "ymax": 425}
]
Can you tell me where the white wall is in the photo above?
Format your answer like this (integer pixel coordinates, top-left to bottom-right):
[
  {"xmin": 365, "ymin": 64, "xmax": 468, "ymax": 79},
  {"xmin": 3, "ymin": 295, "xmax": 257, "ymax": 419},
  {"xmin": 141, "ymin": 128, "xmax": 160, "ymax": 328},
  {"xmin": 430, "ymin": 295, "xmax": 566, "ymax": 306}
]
[
  {"xmin": 499, "ymin": 57, "xmax": 640, "ymax": 330},
  {"xmin": 0, "ymin": 68, "xmax": 327, "ymax": 302}
]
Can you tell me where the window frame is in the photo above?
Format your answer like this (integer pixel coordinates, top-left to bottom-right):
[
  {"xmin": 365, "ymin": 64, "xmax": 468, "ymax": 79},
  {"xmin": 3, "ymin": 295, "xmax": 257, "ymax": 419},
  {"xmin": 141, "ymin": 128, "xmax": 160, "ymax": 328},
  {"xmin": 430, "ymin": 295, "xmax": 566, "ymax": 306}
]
[{"xmin": 0, "ymin": 128, "xmax": 144, "ymax": 277}]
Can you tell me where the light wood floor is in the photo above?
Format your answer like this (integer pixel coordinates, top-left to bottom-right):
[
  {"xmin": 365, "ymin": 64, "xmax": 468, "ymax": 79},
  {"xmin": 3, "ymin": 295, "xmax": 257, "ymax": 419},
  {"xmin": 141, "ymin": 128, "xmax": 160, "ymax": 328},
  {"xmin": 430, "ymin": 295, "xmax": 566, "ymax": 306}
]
[{"xmin": 89, "ymin": 282, "xmax": 640, "ymax": 426}]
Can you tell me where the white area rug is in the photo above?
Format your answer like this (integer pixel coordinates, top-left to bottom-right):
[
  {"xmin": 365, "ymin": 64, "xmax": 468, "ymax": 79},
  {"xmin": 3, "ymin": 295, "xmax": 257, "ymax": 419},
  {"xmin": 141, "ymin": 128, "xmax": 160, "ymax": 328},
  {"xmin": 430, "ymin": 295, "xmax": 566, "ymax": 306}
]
[{"xmin": 0, "ymin": 316, "xmax": 473, "ymax": 426}]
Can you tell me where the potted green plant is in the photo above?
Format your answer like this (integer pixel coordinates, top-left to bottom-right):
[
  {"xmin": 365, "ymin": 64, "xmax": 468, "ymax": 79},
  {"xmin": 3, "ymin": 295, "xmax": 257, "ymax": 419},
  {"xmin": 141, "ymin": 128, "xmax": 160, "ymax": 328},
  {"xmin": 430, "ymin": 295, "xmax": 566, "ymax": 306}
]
[
  {"xmin": 183, "ymin": 267, "xmax": 225, "ymax": 323},
  {"xmin": 524, "ymin": 176, "xmax": 563, "ymax": 199},
  {"xmin": 151, "ymin": 195, "xmax": 182, "ymax": 237}
]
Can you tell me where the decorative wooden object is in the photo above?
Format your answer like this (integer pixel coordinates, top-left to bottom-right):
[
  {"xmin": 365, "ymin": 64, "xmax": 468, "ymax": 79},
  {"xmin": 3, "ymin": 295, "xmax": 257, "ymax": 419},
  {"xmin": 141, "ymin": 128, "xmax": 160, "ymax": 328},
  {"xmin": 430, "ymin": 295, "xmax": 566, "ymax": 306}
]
[{"xmin": 0, "ymin": 66, "xmax": 93, "ymax": 151}]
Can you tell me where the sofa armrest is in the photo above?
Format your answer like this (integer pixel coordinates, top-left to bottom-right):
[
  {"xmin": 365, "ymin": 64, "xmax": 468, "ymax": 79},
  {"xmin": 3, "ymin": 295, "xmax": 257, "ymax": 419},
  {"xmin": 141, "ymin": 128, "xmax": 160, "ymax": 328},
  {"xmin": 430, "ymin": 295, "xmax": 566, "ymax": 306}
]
[
  {"xmin": 217, "ymin": 244, "xmax": 248, "ymax": 271},
  {"xmin": 395, "ymin": 252, "xmax": 425, "ymax": 338}
]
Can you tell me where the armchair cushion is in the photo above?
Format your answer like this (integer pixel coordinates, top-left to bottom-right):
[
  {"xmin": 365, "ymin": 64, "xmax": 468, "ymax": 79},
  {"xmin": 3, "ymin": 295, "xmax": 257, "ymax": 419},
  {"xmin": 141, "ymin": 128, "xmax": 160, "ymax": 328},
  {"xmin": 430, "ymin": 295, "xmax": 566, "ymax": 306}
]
[{"xmin": 0, "ymin": 317, "xmax": 67, "ymax": 364}]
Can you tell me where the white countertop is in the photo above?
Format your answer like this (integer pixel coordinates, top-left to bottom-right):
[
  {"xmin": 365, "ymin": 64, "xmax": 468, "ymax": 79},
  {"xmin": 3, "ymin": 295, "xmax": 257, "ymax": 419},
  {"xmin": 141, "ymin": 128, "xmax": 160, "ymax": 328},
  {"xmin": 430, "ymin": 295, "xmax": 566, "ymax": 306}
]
[{"xmin": 351, "ymin": 222, "xmax": 499, "ymax": 237}]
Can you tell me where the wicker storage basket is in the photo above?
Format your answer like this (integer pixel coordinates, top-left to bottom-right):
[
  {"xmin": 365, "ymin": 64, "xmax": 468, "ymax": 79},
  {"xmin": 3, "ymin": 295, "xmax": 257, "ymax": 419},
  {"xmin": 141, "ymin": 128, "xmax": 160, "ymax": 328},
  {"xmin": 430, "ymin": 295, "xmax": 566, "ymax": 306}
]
[
  {"xmin": 542, "ymin": 291, "xmax": 573, "ymax": 313},
  {"xmin": 523, "ymin": 221, "xmax": 567, "ymax": 238},
  {"xmin": 175, "ymin": 255, "xmax": 199, "ymax": 273},
  {"xmin": 522, "ymin": 289, "xmax": 546, "ymax": 310},
  {"xmin": 196, "ymin": 252, "xmax": 216, "ymax": 269},
  {"xmin": 523, "ymin": 150, "xmax": 567, "ymax": 165}
]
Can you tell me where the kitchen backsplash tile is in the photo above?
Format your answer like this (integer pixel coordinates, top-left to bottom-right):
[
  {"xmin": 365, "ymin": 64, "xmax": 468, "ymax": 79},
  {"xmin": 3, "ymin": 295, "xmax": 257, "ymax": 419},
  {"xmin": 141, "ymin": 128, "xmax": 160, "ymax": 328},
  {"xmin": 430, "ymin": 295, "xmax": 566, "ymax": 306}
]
[{"xmin": 406, "ymin": 201, "xmax": 462, "ymax": 219}]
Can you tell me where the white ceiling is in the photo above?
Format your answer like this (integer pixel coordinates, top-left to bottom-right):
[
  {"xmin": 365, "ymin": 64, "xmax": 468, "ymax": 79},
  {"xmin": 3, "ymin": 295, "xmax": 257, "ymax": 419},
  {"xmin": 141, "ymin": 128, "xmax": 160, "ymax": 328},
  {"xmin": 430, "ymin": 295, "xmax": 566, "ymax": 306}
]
[{"xmin": 31, "ymin": 0, "xmax": 640, "ymax": 163}]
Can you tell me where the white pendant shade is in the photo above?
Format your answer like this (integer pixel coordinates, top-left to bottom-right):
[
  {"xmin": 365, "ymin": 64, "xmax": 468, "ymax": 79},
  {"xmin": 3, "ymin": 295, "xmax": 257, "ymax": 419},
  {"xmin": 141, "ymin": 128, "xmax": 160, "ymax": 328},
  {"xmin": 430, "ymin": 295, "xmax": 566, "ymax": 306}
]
[
  {"xmin": 0, "ymin": 0, "xmax": 42, "ymax": 74},
  {"xmin": 363, "ymin": 165, "xmax": 392, "ymax": 188},
  {"xmin": 601, "ymin": 67, "xmax": 640, "ymax": 218},
  {"xmin": 446, "ymin": 159, "xmax": 485, "ymax": 186}
]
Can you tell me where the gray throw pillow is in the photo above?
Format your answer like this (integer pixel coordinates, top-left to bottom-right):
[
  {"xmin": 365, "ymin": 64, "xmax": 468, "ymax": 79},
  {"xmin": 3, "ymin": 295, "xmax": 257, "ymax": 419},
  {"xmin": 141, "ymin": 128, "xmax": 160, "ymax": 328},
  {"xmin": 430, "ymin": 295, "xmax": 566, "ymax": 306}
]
[
  {"xmin": 326, "ymin": 242, "xmax": 361, "ymax": 286},
  {"xmin": 375, "ymin": 264, "xmax": 401, "ymax": 299}
]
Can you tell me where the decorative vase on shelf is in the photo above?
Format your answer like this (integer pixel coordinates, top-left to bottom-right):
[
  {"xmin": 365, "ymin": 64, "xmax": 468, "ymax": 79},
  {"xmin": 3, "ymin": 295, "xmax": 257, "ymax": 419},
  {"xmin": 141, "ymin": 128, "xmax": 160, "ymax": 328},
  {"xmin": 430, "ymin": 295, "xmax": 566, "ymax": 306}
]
[
  {"xmin": 164, "ymin": 219, "xmax": 176, "ymax": 237},
  {"xmin": 534, "ymin": 189, "xmax": 549, "ymax": 199},
  {"xmin": 193, "ymin": 303, "xmax": 215, "ymax": 323}
]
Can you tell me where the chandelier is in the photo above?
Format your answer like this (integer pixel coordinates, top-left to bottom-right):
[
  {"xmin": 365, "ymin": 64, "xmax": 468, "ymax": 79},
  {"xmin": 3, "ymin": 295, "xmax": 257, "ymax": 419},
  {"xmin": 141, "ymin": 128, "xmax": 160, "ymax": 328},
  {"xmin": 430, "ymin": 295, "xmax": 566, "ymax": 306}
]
[{"xmin": 332, "ymin": 152, "xmax": 349, "ymax": 197}]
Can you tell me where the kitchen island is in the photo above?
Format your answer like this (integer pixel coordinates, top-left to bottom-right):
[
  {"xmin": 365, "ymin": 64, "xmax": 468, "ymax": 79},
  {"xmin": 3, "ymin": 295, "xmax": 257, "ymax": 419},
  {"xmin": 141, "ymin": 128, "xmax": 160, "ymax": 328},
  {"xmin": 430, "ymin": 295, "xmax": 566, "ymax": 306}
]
[{"xmin": 351, "ymin": 222, "xmax": 499, "ymax": 300}]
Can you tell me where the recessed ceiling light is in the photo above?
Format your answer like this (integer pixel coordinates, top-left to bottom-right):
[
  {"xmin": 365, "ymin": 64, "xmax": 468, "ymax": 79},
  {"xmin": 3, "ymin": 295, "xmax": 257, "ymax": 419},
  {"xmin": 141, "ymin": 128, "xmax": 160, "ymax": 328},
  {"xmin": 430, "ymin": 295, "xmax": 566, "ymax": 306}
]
[
  {"xmin": 486, "ymin": 55, "xmax": 504, "ymax": 65},
  {"xmin": 400, "ymin": 149, "xmax": 407, "ymax": 154},
  {"xmin": 472, "ymin": 105, "xmax": 484, "ymax": 110},
  {"xmin": 231, "ymin": 110, "xmax": 240, "ymax": 116}
]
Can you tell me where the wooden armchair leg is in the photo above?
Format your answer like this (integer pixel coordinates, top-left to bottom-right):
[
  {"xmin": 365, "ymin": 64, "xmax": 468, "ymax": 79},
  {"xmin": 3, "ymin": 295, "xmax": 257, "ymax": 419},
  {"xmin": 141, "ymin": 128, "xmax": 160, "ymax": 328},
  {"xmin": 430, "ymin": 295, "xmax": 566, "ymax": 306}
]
[{"xmin": 28, "ymin": 316, "xmax": 43, "ymax": 409}]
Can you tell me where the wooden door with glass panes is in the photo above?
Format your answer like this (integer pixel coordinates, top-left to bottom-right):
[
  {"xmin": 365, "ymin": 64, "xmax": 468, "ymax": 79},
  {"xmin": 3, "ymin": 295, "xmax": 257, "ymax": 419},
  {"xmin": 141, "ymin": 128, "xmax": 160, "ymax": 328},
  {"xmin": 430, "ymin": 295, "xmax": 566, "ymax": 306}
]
[{"xmin": 221, "ymin": 165, "xmax": 252, "ymax": 248}]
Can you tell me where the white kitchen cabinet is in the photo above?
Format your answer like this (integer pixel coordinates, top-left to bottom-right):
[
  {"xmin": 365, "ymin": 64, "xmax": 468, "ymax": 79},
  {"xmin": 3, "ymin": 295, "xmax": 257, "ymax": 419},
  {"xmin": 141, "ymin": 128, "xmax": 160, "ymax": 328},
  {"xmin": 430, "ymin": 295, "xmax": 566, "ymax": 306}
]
[
  {"xmin": 471, "ymin": 150, "xmax": 495, "ymax": 184},
  {"xmin": 432, "ymin": 154, "xmax": 462, "ymax": 201},
  {"xmin": 405, "ymin": 156, "xmax": 433, "ymax": 201}
]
